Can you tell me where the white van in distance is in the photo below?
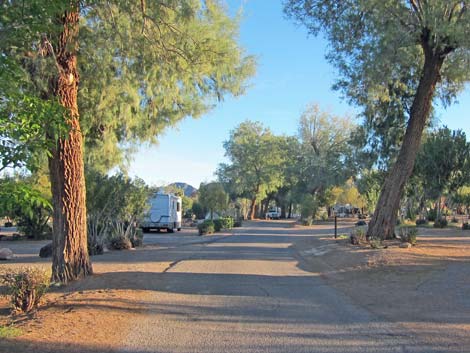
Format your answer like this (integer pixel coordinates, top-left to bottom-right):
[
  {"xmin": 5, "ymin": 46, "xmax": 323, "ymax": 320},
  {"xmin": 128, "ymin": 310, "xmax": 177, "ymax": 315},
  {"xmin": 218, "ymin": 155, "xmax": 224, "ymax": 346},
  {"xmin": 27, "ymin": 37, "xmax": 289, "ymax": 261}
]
[{"xmin": 140, "ymin": 193, "xmax": 182, "ymax": 233}]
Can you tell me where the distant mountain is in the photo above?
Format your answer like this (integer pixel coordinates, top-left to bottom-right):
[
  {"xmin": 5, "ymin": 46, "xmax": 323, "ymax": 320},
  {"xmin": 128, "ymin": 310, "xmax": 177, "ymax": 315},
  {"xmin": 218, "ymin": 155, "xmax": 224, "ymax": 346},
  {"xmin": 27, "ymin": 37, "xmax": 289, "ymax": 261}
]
[{"xmin": 168, "ymin": 182, "xmax": 198, "ymax": 197}]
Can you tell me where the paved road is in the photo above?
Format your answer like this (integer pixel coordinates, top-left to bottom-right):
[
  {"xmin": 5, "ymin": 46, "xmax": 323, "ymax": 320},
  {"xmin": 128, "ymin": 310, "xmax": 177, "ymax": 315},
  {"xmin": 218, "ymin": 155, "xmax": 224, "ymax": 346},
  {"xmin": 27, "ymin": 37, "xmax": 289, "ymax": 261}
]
[{"xmin": 121, "ymin": 221, "xmax": 458, "ymax": 353}]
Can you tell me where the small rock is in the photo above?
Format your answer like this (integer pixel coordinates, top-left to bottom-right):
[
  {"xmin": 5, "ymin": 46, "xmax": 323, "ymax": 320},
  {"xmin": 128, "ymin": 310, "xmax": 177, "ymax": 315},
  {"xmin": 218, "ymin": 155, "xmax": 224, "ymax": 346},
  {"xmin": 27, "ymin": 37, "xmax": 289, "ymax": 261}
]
[
  {"xmin": 39, "ymin": 242, "xmax": 53, "ymax": 258},
  {"xmin": 0, "ymin": 248, "xmax": 14, "ymax": 260},
  {"xmin": 399, "ymin": 242, "xmax": 412, "ymax": 249}
]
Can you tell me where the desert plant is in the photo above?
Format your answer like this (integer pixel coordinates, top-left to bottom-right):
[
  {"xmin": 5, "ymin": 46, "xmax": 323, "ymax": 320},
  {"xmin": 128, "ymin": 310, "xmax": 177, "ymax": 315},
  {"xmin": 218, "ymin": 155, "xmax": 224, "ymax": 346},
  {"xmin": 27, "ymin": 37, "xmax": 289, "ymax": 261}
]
[
  {"xmin": 398, "ymin": 227, "xmax": 418, "ymax": 245},
  {"xmin": 427, "ymin": 209, "xmax": 437, "ymax": 222},
  {"xmin": 302, "ymin": 217, "xmax": 313, "ymax": 226},
  {"xmin": 433, "ymin": 218, "xmax": 448, "ymax": 228},
  {"xmin": 350, "ymin": 227, "xmax": 366, "ymax": 245},
  {"xmin": 369, "ymin": 238, "xmax": 382, "ymax": 249},
  {"xmin": 0, "ymin": 268, "xmax": 50, "ymax": 313},
  {"xmin": 198, "ymin": 220, "xmax": 215, "ymax": 235},
  {"xmin": 108, "ymin": 234, "xmax": 132, "ymax": 250},
  {"xmin": 130, "ymin": 228, "xmax": 144, "ymax": 248},
  {"xmin": 415, "ymin": 218, "xmax": 428, "ymax": 226},
  {"xmin": 86, "ymin": 171, "xmax": 148, "ymax": 253}
]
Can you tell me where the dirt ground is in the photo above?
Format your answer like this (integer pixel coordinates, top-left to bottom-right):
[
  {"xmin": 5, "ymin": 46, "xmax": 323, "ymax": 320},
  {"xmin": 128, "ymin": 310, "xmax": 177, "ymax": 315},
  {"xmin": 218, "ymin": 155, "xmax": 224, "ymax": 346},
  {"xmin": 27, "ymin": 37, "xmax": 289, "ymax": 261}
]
[
  {"xmin": 0, "ymin": 224, "xmax": 469, "ymax": 352},
  {"xmin": 0, "ymin": 228, "xmax": 230, "ymax": 353},
  {"xmin": 294, "ymin": 225, "xmax": 470, "ymax": 344}
]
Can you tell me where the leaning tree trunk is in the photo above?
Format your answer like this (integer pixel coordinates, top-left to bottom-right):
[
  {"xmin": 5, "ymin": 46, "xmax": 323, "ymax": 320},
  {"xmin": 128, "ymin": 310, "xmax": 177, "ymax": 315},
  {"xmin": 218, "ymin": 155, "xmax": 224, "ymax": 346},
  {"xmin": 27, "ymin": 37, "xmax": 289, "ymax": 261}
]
[
  {"xmin": 49, "ymin": 8, "xmax": 92, "ymax": 283},
  {"xmin": 367, "ymin": 51, "xmax": 446, "ymax": 240}
]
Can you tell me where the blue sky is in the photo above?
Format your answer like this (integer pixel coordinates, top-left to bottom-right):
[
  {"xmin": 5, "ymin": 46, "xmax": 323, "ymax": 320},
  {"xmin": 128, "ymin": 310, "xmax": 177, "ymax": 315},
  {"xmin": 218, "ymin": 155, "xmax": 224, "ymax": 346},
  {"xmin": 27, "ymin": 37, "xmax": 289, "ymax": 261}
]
[{"xmin": 128, "ymin": 0, "xmax": 470, "ymax": 188}]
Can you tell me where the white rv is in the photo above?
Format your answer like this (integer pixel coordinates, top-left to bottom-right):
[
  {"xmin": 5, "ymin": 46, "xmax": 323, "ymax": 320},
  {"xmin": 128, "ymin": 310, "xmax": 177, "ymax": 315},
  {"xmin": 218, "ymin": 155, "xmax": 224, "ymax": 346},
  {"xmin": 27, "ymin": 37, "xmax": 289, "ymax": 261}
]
[{"xmin": 140, "ymin": 193, "xmax": 182, "ymax": 233}]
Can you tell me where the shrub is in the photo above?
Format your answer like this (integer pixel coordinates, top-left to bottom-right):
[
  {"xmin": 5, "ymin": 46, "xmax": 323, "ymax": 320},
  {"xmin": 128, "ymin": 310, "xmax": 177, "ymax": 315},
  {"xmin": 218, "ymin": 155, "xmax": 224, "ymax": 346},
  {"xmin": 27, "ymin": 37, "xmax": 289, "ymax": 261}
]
[
  {"xmin": 302, "ymin": 217, "xmax": 313, "ymax": 226},
  {"xmin": 219, "ymin": 217, "xmax": 234, "ymax": 229},
  {"xmin": 198, "ymin": 220, "xmax": 215, "ymax": 235},
  {"xmin": 427, "ymin": 209, "xmax": 437, "ymax": 222},
  {"xmin": 108, "ymin": 235, "xmax": 132, "ymax": 250},
  {"xmin": 398, "ymin": 227, "xmax": 418, "ymax": 245},
  {"xmin": 130, "ymin": 228, "xmax": 144, "ymax": 247},
  {"xmin": 415, "ymin": 219, "xmax": 428, "ymax": 226},
  {"xmin": 233, "ymin": 220, "xmax": 242, "ymax": 228},
  {"xmin": 462, "ymin": 222, "xmax": 470, "ymax": 230},
  {"xmin": 355, "ymin": 220, "xmax": 367, "ymax": 226},
  {"xmin": 0, "ymin": 268, "xmax": 50, "ymax": 313},
  {"xmin": 433, "ymin": 218, "xmax": 448, "ymax": 228},
  {"xmin": 369, "ymin": 238, "xmax": 382, "ymax": 249},
  {"xmin": 350, "ymin": 228, "xmax": 366, "ymax": 245},
  {"xmin": 213, "ymin": 219, "xmax": 222, "ymax": 232}
]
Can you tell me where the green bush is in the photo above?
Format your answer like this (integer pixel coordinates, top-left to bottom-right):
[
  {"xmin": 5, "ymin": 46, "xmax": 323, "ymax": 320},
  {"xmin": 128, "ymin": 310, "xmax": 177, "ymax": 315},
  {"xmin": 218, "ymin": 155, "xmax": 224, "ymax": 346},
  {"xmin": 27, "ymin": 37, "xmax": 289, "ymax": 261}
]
[
  {"xmin": 220, "ymin": 217, "xmax": 234, "ymax": 229},
  {"xmin": 213, "ymin": 219, "xmax": 222, "ymax": 232},
  {"xmin": 433, "ymin": 218, "xmax": 448, "ymax": 228},
  {"xmin": 0, "ymin": 268, "xmax": 50, "ymax": 313},
  {"xmin": 462, "ymin": 222, "xmax": 470, "ymax": 230},
  {"xmin": 198, "ymin": 220, "xmax": 215, "ymax": 235}
]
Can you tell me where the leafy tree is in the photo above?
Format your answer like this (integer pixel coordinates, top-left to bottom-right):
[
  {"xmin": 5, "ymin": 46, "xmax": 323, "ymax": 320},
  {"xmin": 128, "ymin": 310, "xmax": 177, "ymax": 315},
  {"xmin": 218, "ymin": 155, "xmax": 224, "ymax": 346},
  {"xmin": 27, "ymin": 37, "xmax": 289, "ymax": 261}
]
[
  {"xmin": 453, "ymin": 186, "xmax": 470, "ymax": 217},
  {"xmin": 356, "ymin": 170, "xmax": 385, "ymax": 214},
  {"xmin": 191, "ymin": 201, "xmax": 206, "ymax": 220},
  {"xmin": 335, "ymin": 179, "xmax": 366, "ymax": 210},
  {"xmin": 198, "ymin": 182, "xmax": 228, "ymax": 220},
  {"xmin": 285, "ymin": 1, "xmax": 470, "ymax": 239},
  {"xmin": 293, "ymin": 104, "xmax": 355, "ymax": 217},
  {"xmin": 0, "ymin": 177, "xmax": 52, "ymax": 239},
  {"xmin": 217, "ymin": 121, "xmax": 286, "ymax": 219},
  {"xmin": 1, "ymin": 1, "xmax": 254, "ymax": 282},
  {"xmin": 414, "ymin": 127, "xmax": 470, "ymax": 219}
]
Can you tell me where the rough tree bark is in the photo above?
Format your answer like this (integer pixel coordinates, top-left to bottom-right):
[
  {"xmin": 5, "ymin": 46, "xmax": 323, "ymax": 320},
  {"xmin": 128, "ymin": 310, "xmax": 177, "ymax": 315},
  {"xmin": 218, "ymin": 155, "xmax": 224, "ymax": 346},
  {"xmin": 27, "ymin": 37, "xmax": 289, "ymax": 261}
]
[
  {"xmin": 49, "ymin": 7, "xmax": 92, "ymax": 282},
  {"xmin": 249, "ymin": 196, "xmax": 257, "ymax": 220},
  {"xmin": 367, "ymin": 35, "xmax": 450, "ymax": 240}
]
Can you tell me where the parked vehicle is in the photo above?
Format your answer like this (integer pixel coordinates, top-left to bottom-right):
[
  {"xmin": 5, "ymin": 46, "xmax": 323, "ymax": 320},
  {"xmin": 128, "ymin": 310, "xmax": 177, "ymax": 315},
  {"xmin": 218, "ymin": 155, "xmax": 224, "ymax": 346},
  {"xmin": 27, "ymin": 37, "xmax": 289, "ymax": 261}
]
[
  {"xmin": 140, "ymin": 193, "xmax": 182, "ymax": 233},
  {"xmin": 266, "ymin": 207, "xmax": 281, "ymax": 220}
]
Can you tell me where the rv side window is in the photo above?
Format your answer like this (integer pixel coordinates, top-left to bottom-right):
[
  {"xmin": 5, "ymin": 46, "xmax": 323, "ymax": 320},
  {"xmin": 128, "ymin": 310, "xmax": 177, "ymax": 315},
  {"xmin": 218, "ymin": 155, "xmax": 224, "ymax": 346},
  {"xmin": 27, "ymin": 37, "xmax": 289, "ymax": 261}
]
[{"xmin": 177, "ymin": 202, "xmax": 181, "ymax": 212}]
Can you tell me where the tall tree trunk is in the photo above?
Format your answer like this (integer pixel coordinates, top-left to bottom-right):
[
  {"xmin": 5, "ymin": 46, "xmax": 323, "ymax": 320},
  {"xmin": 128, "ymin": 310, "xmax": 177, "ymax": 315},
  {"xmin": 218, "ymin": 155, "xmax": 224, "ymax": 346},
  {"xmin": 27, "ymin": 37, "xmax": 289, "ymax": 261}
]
[
  {"xmin": 49, "ymin": 7, "xmax": 92, "ymax": 283},
  {"xmin": 249, "ymin": 196, "xmax": 257, "ymax": 220},
  {"xmin": 367, "ymin": 51, "xmax": 446, "ymax": 240}
]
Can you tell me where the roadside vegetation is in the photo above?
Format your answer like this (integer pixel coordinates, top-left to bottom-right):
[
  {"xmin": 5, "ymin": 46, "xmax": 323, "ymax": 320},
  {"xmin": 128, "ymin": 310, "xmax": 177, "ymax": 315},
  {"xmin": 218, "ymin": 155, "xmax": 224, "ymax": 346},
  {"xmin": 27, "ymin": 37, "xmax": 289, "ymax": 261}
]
[{"xmin": 1, "ymin": 0, "xmax": 470, "ymax": 338}]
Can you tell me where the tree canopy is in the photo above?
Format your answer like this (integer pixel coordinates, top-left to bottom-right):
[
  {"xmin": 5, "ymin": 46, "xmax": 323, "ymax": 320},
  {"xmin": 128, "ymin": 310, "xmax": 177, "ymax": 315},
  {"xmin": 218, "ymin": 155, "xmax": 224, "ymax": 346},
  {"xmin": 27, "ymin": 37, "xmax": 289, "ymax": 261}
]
[
  {"xmin": 217, "ymin": 121, "xmax": 287, "ymax": 219},
  {"xmin": 1, "ymin": 0, "xmax": 256, "ymax": 172},
  {"xmin": 285, "ymin": 0, "xmax": 470, "ymax": 239}
]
